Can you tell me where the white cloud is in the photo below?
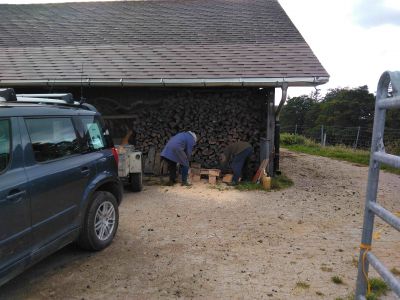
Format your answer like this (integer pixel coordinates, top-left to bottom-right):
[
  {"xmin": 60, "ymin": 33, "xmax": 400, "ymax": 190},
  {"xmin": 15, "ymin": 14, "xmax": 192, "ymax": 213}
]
[
  {"xmin": 276, "ymin": 0, "xmax": 400, "ymax": 102},
  {"xmin": 354, "ymin": 0, "xmax": 400, "ymax": 27}
]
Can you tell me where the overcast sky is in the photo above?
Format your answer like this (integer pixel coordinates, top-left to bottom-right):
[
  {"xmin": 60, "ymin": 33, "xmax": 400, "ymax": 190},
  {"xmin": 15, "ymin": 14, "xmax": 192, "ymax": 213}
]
[
  {"xmin": 1, "ymin": 0, "xmax": 400, "ymax": 100},
  {"xmin": 278, "ymin": 0, "xmax": 400, "ymax": 99}
]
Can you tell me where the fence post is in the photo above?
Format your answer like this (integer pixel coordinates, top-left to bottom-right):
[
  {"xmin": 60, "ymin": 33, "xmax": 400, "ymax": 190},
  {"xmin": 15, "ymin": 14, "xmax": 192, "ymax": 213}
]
[
  {"xmin": 320, "ymin": 125, "xmax": 324, "ymax": 146},
  {"xmin": 295, "ymin": 124, "xmax": 298, "ymax": 135},
  {"xmin": 354, "ymin": 126, "xmax": 361, "ymax": 149},
  {"xmin": 323, "ymin": 133, "xmax": 327, "ymax": 147}
]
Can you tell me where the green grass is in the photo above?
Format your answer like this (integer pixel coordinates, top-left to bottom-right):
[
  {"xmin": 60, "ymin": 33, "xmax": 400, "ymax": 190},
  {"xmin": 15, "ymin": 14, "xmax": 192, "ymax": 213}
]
[
  {"xmin": 234, "ymin": 182, "xmax": 264, "ymax": 191},
  {"xmin": 271, "ymin": 174, "xmax": 294, "ymax": 190},
  {"xmin": 234, "ymin": 174, "xmax": 293, "ymax": 191},
  {"xmin": 366, "ymin": 277, "xmax": 389, "ymax": 299},
  {"xmin": 284, "ymin": 144, "xmax": 400, "ymax": 175},
  {"xmin": 331, "ymin": 276, "xmax": 344, "ymax": 284}
]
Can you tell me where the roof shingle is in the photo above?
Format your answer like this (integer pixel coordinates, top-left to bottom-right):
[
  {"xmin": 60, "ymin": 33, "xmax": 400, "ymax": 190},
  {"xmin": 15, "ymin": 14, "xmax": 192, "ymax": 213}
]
[{"xmin": 0, "ymin": 0, "xmax": 329, "ymax": 85}]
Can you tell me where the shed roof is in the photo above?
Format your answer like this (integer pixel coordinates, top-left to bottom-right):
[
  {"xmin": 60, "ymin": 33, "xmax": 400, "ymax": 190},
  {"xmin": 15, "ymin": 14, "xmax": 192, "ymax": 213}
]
[{"xmin": 0, "ymin": 0, "xmax": 329, "ymax": 88}]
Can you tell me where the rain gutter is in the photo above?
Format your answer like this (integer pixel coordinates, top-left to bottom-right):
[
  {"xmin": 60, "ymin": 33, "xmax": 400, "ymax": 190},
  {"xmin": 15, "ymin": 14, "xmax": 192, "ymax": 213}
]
[{"xmin": 0, "ymin": 76, "xmax": 329, "ymax": 88}]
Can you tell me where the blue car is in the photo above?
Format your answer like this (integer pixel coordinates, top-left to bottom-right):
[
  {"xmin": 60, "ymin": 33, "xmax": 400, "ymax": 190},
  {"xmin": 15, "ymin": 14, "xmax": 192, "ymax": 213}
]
[{"xmin": 0, "ymin": 89, "xmax": 123, "ymax": 286}]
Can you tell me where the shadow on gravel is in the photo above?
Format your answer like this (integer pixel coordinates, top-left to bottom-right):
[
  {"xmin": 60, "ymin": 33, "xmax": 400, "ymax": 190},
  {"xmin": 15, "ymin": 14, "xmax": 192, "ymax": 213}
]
[{"xmin": 0, "ymin": 244, "xmax": 92, "ymax": 297}]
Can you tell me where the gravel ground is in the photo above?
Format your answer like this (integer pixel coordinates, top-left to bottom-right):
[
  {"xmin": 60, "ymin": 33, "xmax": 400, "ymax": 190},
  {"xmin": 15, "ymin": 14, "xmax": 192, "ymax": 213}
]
[{"xmin": 1, "ymin": 150, "xmax": 399, "ymax": 300}]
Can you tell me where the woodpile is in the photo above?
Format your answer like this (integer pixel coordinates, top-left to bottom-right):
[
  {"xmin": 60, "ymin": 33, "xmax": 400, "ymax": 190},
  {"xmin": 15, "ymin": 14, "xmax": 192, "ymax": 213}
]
[{"xmin": 90, "ymin": 88, "xmax": 268, "ymax": 174}]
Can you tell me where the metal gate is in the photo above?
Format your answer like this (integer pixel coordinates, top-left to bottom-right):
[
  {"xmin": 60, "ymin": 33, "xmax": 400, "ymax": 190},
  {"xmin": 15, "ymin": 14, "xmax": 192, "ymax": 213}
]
[{"xmin": 355, "ymin": 71, "xmax": 400, "ymax": 299}]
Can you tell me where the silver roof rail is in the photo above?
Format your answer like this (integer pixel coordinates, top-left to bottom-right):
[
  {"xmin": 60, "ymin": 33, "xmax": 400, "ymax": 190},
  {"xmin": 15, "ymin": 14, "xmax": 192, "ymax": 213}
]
[
  {"xmin": 0, "ymin": 88, "xmax": 97, "ymax": 111},
  {"xmin": 15, "ymin": 96, "xmax": 81, "ymax": 106},
  {"xmin": 17, "ymin": 93, "xmax": 75, "ymax": 104}
]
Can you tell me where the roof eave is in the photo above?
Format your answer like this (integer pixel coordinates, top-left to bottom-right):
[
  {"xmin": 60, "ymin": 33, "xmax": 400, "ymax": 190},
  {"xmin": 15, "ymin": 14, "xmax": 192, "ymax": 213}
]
[{"xmin": 0, "ymin": 76, "xmax": 329, "ymax": 88}]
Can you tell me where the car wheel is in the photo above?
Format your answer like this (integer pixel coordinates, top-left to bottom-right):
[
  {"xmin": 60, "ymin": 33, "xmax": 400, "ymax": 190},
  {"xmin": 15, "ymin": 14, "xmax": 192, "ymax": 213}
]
[
  {"xmin": 78, "ymin": 191, "xmax": 119, "ymax": 251},
  {"xmin": 130, "ymin": 172, "xmax": 143, "ymax": 192}
]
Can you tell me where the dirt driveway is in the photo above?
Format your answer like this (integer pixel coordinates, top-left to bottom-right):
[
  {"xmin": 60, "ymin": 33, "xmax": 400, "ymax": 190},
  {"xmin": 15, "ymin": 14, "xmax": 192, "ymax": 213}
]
[{"xmin": 1, "ymin": 150, "xmax": 399, "ymax": 299}]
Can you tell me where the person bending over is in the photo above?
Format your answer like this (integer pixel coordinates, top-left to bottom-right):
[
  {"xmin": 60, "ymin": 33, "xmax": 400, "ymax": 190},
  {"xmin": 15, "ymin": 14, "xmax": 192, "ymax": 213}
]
[
  {"xmin": 161, "ymin": 131, "xmax": 197, "ymax": 186},
  {"xmin": 221, "ymin": 141, "xmax": 253, "ymax": 186}
]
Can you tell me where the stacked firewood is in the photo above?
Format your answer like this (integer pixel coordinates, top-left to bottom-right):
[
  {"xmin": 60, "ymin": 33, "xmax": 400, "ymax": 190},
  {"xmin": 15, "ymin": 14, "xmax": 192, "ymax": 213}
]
[{"xmin": 92, "ymin": 88, "xmax": 266, "ymax": 173}]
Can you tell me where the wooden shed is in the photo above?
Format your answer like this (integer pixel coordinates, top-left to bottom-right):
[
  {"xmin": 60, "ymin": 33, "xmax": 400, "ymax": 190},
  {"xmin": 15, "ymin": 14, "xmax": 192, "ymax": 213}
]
[{"xmin": 0, "ymin": 0, "xmax": 329, "ymax": 174}]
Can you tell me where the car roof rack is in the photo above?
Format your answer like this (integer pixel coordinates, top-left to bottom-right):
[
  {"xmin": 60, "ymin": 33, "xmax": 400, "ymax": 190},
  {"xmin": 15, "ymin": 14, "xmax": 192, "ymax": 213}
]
[
  {"xmin": 17, "ymin": 93, "xmax": 75, "ymax": 103},
  {"xmin": 0, "ymin": 88, "xmax": 97, "ymax": 112},
  {"xmin": 15, "ymin": 96, "xmax": 80, "ymax": 106}
]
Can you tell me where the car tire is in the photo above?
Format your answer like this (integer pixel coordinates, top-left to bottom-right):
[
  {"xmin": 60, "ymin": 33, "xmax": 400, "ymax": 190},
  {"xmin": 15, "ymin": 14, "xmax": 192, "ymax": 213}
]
[
  {"xmin": 78, "ymin": 191, "xmax": 119, "ymax": 251},
  {"xmin": 130, "ymin": 172, "xmax": 143, "ymax": 192}
]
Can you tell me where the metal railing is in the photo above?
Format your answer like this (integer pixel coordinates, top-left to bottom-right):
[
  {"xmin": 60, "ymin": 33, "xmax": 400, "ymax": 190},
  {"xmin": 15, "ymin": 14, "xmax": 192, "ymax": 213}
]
[{"xmin": 355, "ymin": 71, "xmax": 400, "ymax": 299}]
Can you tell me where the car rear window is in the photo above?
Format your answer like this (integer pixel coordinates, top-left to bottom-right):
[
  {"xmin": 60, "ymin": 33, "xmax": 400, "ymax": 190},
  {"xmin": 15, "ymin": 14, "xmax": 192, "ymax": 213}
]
[
  {"xmin": 25, "ymin": 117, "xmax": 80, "ymax": 162},
  {"xmin": 0, "ymin": 119, "xmax": 11, "ymax": 172},
  {"xmin": 80, "ymin": 116, "xmax": 112, "ymax": 152}
]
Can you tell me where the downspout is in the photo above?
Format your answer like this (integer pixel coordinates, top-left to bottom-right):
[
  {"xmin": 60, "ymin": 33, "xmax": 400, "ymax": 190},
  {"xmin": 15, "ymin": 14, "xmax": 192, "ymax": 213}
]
[{"xmin": 274, "ymin": 82, "xmax": 288, "ymax": 175}]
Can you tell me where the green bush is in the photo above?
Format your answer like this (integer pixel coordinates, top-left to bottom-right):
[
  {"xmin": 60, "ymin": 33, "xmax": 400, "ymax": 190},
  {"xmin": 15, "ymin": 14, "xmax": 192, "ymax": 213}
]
[{"xmin": 280, "ymin": 133, "xmax": 307, "ymax": 145}]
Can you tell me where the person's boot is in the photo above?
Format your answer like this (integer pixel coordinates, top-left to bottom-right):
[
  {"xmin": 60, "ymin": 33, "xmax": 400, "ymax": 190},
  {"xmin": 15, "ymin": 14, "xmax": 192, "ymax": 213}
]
[{"xmin": 181, "ymin": 181, "xmax": 192, "ymax": 186}]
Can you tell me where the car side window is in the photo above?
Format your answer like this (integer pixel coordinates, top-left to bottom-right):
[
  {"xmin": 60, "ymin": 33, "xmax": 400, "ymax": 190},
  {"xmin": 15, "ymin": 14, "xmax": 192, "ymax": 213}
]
[
  {"xmin": 0, "ymin": 119, "xmax": 11, "ymax": 172},
  {"xmin": 80, "ymin": 116, "xmax": 110, "ymax": 152},
  {"xmin": 25, "ymin": 117, "xmax": 80, "ymax": 162}
]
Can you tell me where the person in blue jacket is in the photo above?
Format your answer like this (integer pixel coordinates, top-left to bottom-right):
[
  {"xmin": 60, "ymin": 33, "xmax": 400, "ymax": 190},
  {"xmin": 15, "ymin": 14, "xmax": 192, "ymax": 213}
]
[{"xmin": 161, "ymin": 131, "xmax": 197, "ymax": 186}]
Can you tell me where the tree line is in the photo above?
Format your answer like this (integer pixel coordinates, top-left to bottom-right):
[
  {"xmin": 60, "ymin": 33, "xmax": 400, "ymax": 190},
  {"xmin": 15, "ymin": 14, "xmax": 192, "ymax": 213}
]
[
  {"xmin": 280, "ymin": 85, "xmax": 400, "ymax": 131},
  {"xmin": 280, "ymin": 86, "xmax": 400, "ymax": 151}
]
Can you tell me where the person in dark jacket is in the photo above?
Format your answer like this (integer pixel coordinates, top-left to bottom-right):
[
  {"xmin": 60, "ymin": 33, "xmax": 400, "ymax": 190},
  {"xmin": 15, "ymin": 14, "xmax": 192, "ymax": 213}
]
[
  {"xmin": 221, "ymin": 141, "xmax": 253, "ymax": 185},
  {"xmin": 161, "ymin": 131, "xmax": 197, "ymax": 186}
]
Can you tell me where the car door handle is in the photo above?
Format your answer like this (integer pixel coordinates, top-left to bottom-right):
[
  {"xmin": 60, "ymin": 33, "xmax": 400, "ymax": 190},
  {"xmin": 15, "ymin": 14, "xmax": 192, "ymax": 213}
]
[
  {"xmin": 81, "ymin": 167, "xmax": 90, "ymax": 176},
  {"xmin": 6, "ymin": 190, "xmax": 26, "ymax": 202}
]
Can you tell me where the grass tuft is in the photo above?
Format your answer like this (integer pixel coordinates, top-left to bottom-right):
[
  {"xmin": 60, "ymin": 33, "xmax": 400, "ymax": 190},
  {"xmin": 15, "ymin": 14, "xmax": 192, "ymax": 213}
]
[
  {"xmin": 351, "ymin": 257, "xmax": 358, "ymax": 268},
  {"xmin": 271, "ymin": 174, "xmax": 294, "ymax": 190},
  {"xmin": 321, "ymin": 266, "xmax": 333, "ymax": 272},
  {"xmin": 366, "ymin": 277, "xmax": 389, "ymax": 299},
  {"xmin": 331, "ymin": 276, "xmax": 344, "ymax": 284},
  {"xmin": 391, "ymin": 267, "xmax": 400, "ymax": 276},
  {"xmin": 345, "ymin": 293, "xmax": 355, "ymax": 300},
  {"xmin": 234, "ymin": 182, "xmax": 264, "ymax": 191},
  {"xmin": 295, "ymin": 281, "xmax": 310, "ymax": 289}
]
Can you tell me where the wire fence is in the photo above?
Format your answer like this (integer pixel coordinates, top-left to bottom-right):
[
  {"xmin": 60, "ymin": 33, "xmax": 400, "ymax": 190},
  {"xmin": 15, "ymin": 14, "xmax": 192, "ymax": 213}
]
[{"xmin": 281, "ymin": 124, "xmax": 400, "ymax": 151}]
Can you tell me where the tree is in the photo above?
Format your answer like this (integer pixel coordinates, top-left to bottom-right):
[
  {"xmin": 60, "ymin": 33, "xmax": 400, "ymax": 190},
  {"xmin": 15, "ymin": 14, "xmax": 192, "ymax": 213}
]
[
  {"xmin": 280, "ymin": 95, "xmax": 317, "ymax": 132},
  {"xmin": 315, "ymin": 86, "xmax": 375, "ymax": 128},
  {"xmin": 386, "ymin": 109, "xmax": 400, "ymax": 129}
]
